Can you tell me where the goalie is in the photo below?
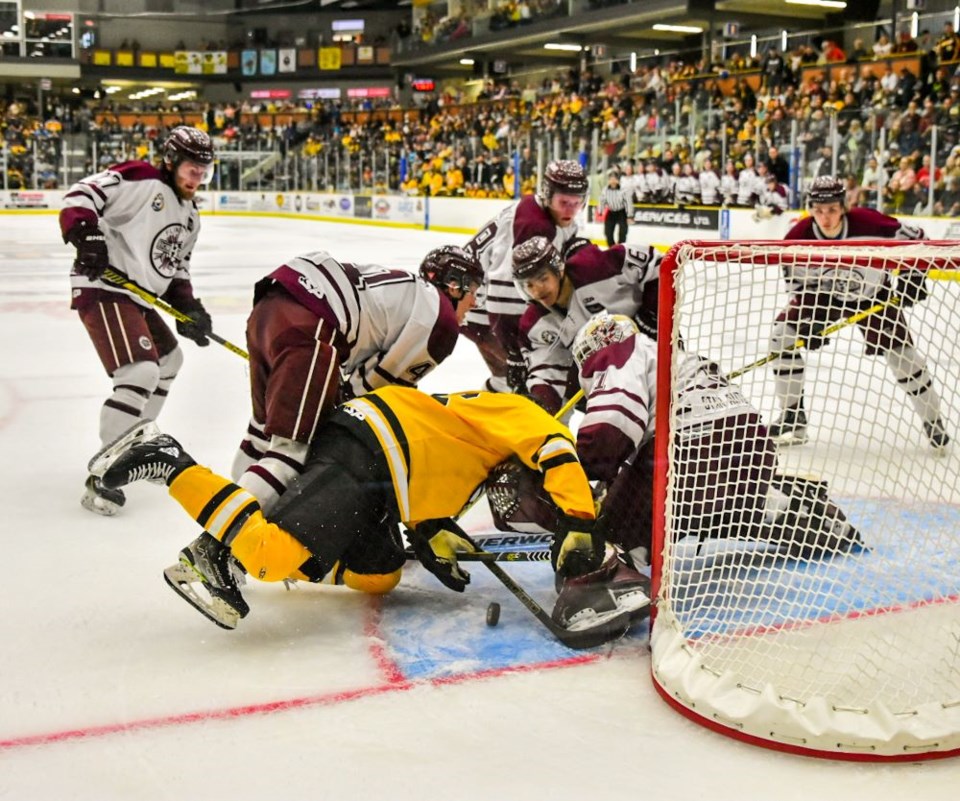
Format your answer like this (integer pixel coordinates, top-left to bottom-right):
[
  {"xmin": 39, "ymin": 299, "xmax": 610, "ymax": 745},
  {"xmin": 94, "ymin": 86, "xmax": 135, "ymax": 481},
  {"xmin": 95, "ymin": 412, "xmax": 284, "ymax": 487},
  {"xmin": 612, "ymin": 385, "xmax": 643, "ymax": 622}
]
[
  {"xmin": 88, "ymin": 386, "xmax": 647, "ymax": 636},
  {"xmin": 492, "ymin": 312, "xmax": 864, "ymax": 568}
]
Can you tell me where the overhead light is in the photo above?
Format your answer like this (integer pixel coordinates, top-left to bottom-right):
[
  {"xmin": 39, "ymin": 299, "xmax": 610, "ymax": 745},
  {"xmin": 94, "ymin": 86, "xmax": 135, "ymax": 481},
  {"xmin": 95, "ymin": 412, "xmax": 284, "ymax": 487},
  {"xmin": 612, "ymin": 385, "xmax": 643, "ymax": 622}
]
[
  {"xmin": 460, "ymin": 58, "xmax": 475, "ymax": 65},
  {"xmin": 784, "ymin": 0, "xmax": 846, "ymax": 8},
  {"xmin": 652, "ymin": 24, "xmax": 704, "ymax": 33},
  {"xmin": 544, "ymin": 42, "xmax": 583, "ymax": 51}
]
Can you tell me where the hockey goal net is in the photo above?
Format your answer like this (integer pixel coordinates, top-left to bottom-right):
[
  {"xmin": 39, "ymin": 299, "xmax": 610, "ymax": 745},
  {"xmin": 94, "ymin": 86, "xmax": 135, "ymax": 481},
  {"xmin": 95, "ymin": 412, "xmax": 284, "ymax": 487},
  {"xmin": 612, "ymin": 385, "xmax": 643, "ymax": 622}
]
[{"xmin": 650, "ymin": 239, "xmax": 960, "ymax": 760}]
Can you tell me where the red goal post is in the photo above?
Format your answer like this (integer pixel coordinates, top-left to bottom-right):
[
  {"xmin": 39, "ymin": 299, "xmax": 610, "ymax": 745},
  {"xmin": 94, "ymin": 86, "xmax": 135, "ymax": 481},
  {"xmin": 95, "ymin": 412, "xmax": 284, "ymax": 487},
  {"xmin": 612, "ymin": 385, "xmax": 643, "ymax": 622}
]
[{"xmin": 650, "ymin": 239, "xmax": 960, "ymax": 761}]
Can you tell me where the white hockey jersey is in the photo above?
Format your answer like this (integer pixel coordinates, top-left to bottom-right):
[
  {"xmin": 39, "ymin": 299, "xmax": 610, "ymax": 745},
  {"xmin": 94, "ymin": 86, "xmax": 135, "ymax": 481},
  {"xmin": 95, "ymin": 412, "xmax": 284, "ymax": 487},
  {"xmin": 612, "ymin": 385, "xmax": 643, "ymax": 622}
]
[
  {"xmin": 60, "ymin": 161, "xmax": 200, "ymax": 307},
  {"xmin": 258, "ymin": 251, "xmax": 459, "ymax": 395},
  {"xmin": 519, "ymin": 242, "xmax": 661, "ymax": 412},
  {"xmin": 464, "ymin": 193, "xmax": 578, "ymax": 353},
  {"xmin": 577, "ymin": 334, "xmax": 755, "ymax": 482}
]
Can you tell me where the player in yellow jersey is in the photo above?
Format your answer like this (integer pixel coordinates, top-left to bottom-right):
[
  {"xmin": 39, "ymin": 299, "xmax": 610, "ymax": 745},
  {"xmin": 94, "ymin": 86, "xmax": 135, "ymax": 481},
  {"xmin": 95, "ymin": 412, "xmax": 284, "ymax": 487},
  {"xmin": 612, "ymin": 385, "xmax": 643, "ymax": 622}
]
[{"xmin": 89, "ymin": 387, "xmax": 638, "ymax": 631}]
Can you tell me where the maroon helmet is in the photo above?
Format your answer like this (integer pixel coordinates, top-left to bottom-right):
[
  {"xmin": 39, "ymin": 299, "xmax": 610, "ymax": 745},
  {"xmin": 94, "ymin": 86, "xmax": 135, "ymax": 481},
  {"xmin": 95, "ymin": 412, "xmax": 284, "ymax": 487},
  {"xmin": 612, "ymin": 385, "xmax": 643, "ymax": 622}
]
[
  {"xmin": 540, "ymin": 159, "xmax": 588, "ymax": 202},
  {"xmin": 807, "ymin": 175, "xmax": 845, "ymax": 206},
  {"xmin": 512, "ymin": 235, "xmax": 564, "ymax": 282},
  {"xmin": 419, "ymin": 245, "xmax": 483, "ymax": 301}
]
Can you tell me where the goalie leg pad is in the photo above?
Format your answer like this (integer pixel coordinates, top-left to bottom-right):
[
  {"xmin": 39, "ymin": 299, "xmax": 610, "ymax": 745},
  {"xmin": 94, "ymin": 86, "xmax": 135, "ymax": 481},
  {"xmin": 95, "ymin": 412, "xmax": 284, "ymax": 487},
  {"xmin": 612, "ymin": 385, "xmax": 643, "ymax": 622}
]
[{"xmin": 763, "ymin": 475, "xmax": 865, "ymax": 560}]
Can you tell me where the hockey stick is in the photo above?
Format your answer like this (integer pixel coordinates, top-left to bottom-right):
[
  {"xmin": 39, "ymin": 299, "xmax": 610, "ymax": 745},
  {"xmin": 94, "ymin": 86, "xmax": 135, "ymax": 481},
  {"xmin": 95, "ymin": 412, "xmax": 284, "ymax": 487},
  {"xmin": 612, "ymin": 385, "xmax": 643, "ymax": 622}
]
[
  {"xmin": 405, "ymin": 548, "xmax": 553, "ymax": 563},
  {"xmin": 727, "ymin": 295, "xmax": 899, "ymax": 380},
  {"xmin": 555, "ymin": 388, "xmax": 584, "ymax": 419},
  {"xmin": 102, "ymin": 268, "xmax": 250, "ymax": 360},
  {"xmin": 481, "ymin": 559, "xmax": 633, "ymax": 649}
]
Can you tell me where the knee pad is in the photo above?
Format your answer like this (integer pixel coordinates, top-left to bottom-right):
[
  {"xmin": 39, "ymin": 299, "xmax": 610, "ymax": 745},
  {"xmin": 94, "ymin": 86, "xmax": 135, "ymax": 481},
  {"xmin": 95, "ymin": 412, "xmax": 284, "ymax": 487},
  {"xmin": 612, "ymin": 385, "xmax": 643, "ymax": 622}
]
[
  {"xmin": 340, "ymin": 566, "xmax": 402, "ymax": 595},
  {"xmin": 157, "ymin": 346, "xmax": 184, "ymax": 382},
  {"xmin": 112, "ymin": 359, "xmax": 161, "ymax": 395}
]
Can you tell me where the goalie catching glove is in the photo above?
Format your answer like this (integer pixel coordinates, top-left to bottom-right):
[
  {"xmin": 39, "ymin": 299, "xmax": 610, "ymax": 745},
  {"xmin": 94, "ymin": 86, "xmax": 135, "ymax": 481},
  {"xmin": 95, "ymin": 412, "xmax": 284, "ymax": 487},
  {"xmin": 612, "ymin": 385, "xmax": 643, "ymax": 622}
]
[{"xmin": 407, "ymin": 518, "xmax": 477, "ymax": 592}]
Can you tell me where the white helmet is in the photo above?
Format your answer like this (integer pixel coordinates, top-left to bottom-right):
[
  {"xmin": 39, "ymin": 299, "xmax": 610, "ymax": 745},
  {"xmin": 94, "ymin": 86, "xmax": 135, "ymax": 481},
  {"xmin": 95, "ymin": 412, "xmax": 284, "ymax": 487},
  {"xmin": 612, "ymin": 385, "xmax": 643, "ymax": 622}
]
[{"xmin": 572, "ymin": 312, "xmax": 639, "ymax": 368}]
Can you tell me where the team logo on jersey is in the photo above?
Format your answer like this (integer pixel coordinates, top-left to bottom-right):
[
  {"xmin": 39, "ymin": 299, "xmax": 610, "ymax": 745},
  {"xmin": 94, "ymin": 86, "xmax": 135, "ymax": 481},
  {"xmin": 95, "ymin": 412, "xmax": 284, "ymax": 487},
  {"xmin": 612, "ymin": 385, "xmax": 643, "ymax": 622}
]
[
  {"xmin": 150, "ymin": 223, "xmax": 187, "ymax": 278},
  {"xmin": 297, "ymin": 273, "xmax": 325, "ymax": 300},
  {"xmin": 540, "ymin": 330, "xmax": 558, "ymax": 345},
  {"xmin": 139, "ymin": 335, "xmax": 152, "ymax": 351},
  {"xmin": 151, "ymin": 194, "xmax": 164, "ymax": 212}
]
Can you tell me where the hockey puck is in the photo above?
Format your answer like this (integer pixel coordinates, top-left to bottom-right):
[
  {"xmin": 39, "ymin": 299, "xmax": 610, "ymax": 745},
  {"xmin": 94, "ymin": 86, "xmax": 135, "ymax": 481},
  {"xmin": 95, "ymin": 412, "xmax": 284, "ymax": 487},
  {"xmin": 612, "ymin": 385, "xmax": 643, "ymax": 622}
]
[{"xmin": 486, "ymin": 602, "xmax": 501, "ymax": 627}]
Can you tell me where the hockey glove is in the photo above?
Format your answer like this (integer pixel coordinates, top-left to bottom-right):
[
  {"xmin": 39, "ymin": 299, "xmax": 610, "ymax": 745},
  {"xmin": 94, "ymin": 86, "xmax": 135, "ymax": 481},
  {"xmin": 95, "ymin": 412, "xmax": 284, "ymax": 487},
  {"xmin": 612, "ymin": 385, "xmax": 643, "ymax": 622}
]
[
  {"xmin": 561, "ymin": 236, "xmax": 593, "ymax": 259},
  {"xmin": 896, "ymin": 270, "xmax": 929, "ymax": 308},
  {"xmin": 408, "ymin": 518, "xmax": 477, "ymax": 592},
  {"xmin": 66, "ymin": 222, "xmax": 109, "ymax": 280},
  {"xmin": 551, "ymin": 516, "xmax": 604, "ymax": 579},
  {"xmin": 174, "ymin": 297, "xmax": 213, "ymax": 347},
  {"xmin": 505, "ymin": 351, "xmax": 528, "ymax": 394}
]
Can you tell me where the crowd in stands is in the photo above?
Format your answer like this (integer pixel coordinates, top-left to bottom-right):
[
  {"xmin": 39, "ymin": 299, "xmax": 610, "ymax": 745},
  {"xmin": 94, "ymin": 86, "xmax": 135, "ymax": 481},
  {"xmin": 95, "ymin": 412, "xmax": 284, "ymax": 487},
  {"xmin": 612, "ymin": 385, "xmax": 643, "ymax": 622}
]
[{"xmin": 7, "ymin": 20, "xmax": 960, "ymax": 216}]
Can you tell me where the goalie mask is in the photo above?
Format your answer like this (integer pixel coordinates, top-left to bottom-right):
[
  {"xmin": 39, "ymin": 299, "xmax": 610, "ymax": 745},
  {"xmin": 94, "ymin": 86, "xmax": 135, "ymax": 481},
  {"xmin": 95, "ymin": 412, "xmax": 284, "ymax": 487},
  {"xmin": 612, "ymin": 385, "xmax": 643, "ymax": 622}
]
[
  {"xmin": 572, "ymin": 312, "xmax": 639, "ymax": 369},
  {"xmin": 486, "ymin": 459, "xmax": 561, "ymax": 534}
]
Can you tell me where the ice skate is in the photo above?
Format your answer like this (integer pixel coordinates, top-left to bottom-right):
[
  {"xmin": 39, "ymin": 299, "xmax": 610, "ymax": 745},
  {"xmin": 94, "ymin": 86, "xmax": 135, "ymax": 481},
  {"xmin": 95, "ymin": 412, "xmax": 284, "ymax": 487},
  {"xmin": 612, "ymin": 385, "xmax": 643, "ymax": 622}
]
[
  {"xmin": 80, "ymin": 474, "xmax": 126, "ymax": 517},
  {"xmin": 164, "ymin": 532, "xmax": 249, "ymax": 630},
  {"xmin": 923, "ymin": 418, "xmax": 950, "ymax": 451},
  {"xmin": 99, "ymin": 431, "xmax": 196, "ymax": 490},
  {"xmin": 769, "ymin": 403, "xmax": 808, "ymax": 446},
  {"xmin": 88, "ymin": 420, "xmax": 163, "ymax": 478},
  {"xmin": 552, "ymin": 552, "xmax": 651, "ymax": 632}
]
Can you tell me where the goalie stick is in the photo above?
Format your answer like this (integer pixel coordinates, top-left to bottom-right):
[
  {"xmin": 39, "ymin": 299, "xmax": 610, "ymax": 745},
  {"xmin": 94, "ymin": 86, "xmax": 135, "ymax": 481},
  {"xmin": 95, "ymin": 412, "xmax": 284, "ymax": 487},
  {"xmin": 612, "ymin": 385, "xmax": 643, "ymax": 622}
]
[{"xmin": 102, "ymin": 268, "xmax": 250, "ymax": 360}]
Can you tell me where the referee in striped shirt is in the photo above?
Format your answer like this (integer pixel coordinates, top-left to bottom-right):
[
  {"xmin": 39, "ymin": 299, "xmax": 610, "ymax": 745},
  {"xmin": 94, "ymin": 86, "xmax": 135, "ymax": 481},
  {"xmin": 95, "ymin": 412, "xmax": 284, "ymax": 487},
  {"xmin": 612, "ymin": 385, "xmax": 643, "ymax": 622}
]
[{"xmin": 599, "ymin": 168, "xmax": 633, "ymax": 246}]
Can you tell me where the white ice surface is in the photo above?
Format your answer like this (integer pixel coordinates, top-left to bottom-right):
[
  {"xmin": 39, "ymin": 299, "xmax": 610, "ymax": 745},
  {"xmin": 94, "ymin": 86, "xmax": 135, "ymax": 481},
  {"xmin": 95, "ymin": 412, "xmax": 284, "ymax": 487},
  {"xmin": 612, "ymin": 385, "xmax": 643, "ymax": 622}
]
[{"xmin": 0, "ymin": 214, "xmax": 956, "ymax": 800}]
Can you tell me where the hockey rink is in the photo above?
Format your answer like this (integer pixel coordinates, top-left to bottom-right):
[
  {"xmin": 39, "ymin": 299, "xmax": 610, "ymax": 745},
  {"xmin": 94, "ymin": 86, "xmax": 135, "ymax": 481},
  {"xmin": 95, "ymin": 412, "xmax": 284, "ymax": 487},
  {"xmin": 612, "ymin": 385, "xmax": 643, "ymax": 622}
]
[{"xmin": 0, "ymin": 214, "xmax": 957, "ymax": 800}]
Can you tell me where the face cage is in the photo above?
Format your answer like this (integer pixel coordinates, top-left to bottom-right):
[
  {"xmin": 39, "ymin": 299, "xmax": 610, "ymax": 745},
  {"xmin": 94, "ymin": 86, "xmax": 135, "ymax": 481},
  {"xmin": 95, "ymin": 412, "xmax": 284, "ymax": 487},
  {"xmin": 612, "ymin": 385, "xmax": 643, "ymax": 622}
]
[
  {"xmin": 443, "ymin": 272, "xmax": 480, "ymax": 301},
  {"xmin": 487, "ymin": 466, "xmax": 522, "ymax": 519},
  {"xmin": 573, "ymin": 319, "xmax": 633, "ymax": 368}
]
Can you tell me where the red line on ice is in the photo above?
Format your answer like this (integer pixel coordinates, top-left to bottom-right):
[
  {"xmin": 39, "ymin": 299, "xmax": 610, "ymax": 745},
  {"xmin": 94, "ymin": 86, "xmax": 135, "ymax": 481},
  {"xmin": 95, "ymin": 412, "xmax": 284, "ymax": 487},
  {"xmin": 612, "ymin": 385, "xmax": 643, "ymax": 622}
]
[{"xmin": 0, "ymin": 601, "xmax": 601, "ymax": 752}]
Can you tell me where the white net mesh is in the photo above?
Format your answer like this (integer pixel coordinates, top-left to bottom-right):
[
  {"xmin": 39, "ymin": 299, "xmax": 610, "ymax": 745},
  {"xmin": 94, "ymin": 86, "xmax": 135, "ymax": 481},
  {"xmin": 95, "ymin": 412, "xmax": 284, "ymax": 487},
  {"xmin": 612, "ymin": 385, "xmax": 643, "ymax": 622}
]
[{"xmin": 650, "ymin": 240, "xmax": 960, "ymax": 759}]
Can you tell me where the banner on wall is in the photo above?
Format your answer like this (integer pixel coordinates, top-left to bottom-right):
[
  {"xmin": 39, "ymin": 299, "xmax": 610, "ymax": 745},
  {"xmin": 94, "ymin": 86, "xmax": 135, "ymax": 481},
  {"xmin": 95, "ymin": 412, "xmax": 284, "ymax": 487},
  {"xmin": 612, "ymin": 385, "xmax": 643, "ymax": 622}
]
[
  {"xmin": 203, "ymin": 51, "xmax": 227, "ymax": 74},
  {"xmin": 353, "ymin": 196, "xmax": 372, "ymax": 219},
  {"xmin": 632, "ymin": 206, "xmax": 720, "ymax": 231},
  {"xmin": 3, "ymin": 191, "xmax": 52, "ymax": 210},
  {"xmin": 241, "ymin": 49, "xmax": 258, "ymax": 76},
  {"xmin": 319, "ymin": 47, "xmax": 342, "ymax": 70},
  {"xmin": 260, "ymin": 49, "xmax": 277, "ymax": 76},
  {"xmin": 278, "ymin": 48, "xmax": 296, "ymax": 73},
  {"xmin": 174, "ymin": 50, "xmax": 204, "ymax": 75}
]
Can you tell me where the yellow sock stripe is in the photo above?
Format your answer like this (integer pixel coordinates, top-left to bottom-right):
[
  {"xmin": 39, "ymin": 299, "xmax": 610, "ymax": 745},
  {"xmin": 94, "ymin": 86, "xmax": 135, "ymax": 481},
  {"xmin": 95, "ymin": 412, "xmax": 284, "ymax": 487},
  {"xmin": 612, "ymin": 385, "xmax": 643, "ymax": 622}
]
[
  {"xmin": 168, "ymin": 466, "xmax": 237, "ymax": 524},
  {"xmin": 168, "ymin": 466, "xmax": 260, "ymax": 544}
]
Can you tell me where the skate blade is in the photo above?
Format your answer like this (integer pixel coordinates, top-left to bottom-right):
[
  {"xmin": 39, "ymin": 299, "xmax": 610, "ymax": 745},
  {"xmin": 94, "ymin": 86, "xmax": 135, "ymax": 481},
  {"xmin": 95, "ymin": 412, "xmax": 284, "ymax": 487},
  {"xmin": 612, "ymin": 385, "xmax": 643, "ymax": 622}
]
[
  {"xmin": 80, "ymin": 491, "xmax": 121, "ymax": 517},
  {"xmin": 772, "ymin": 430, "xmax": 808, "ymax": 447},
  {"xmin": 88, "ymin": 420, "xmax": 162, "ymax": 476},
  {"xmin": 163, "ymin": 561, "xmax": 240, "ymax": 630}
]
